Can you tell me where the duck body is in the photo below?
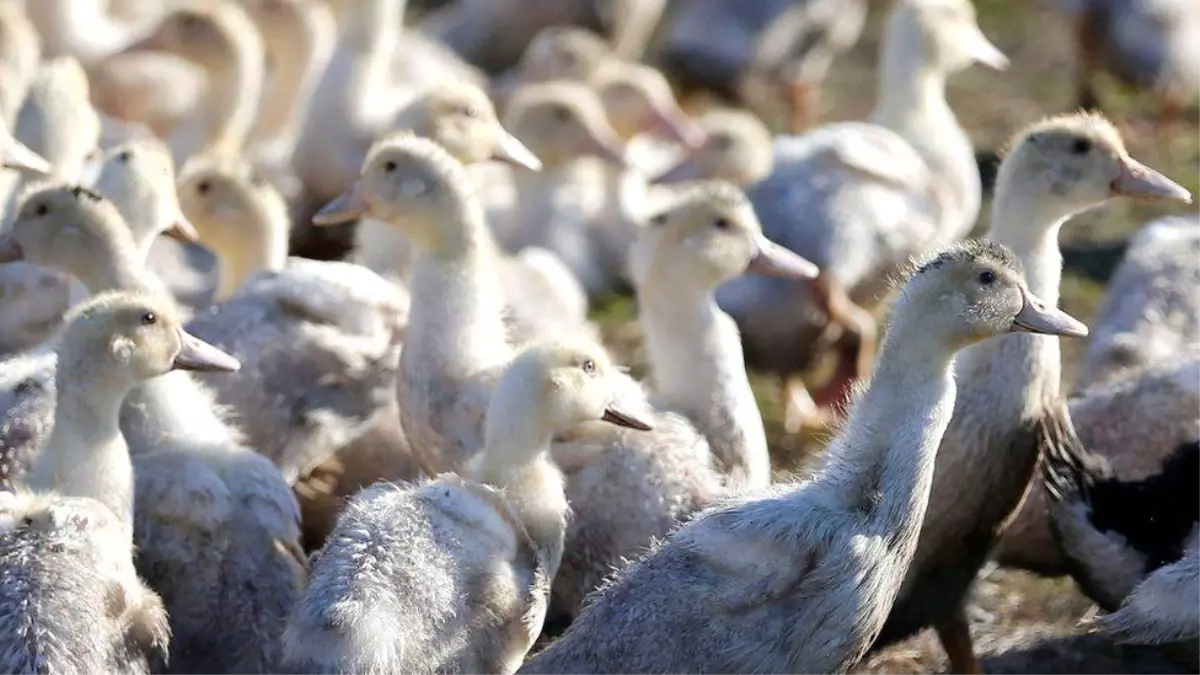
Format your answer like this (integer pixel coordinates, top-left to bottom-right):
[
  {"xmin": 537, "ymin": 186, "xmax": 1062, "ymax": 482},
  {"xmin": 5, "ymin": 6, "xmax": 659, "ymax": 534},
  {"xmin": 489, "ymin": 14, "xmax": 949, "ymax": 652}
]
[
  {"xmin": 281, "ymin": 477, "xmax": 550, "ymax": 674},
  {"xmin": 717, "ymin": 124, "xmax": 943, "ymax": 377},
  {"xmin": 185, "ymin": 258, "xmax": 408, "ymax": 484},
  {"xmin": 1044, "ymin": 429, "xmax": 1199, "ymax": 662},
  {"xmin": 0, "ymin": 491, "xmax": 170, "ymax": 674}
]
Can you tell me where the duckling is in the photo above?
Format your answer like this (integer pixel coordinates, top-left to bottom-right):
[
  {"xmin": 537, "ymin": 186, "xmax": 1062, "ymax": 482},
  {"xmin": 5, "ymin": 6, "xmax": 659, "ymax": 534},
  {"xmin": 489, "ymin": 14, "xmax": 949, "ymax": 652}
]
[
  {"xmin": 715, "ymin": 0, "xmax": 1008, "ymax": 433},
  {"xmin": 1043, "ymin": 430, "xmax": 1198, "ymax": 662},
  {"xmin": 280, "ymin": 342, "xmax": 651, "ymax": 674},
  {"xmin": 1066, "ymin": 0, "xmax": 1199, "ymax": 124},
  {"xmin": 0, "ymin": 185, "xmax": 308, "ymax": 673},
  {"xmin": 496, "ymin": 80, "xmax": 628, "ymax": 297},
  {"xmin": 547, "ymin": 180, "xmax": 818, "ymax": 624},
  {"xmin": 1076, "ymin": 212, "xmax": 1200, "ymax": 392},
  {"xmin": 522, "ymin": 240, "xmax": 1088, "ymax": 673},
  {"xmin": 489, "ymin": 25, "xmax": 613, "ymax": 107},
  {"xmin": 739, "ymin": 0, "xmax": 867, "ymax": 133},
  {"xmin": 118, "ymin": 2, "xmax": 264, "ymax": 163},
  {"xmin": 176, "ymin": 156, "xmax": 409, "ymax": 485},
  {"xmin": 873, "ymin": 113, "xmax": 1192, "ymax": 674},
  {"xmin": 353, "ymin": 86, "xmax": 589, "ymax": 343},
  {"xmin": 654, "ymin": 108, "xmax": 775, "ymax": 187},
  {"xmin": 2, "ymin": 290, "xmax": 238, "ymax": 674}
]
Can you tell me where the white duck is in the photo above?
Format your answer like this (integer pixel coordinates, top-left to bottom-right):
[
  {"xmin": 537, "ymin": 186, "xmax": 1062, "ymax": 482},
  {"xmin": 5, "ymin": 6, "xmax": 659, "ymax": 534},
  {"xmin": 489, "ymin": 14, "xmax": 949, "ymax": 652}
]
[
  {"xmin": 521, "ymin": 240, "xmax": 1088, "ymax": 674},
  {"xmin": 280, "ymin": 342, "xmax": 651, "ymax": 674},
  {"xmin": 715, "ymin": 0, "xmax": 1008, "ymax": 433},
  {"xmin": 0, "ymin": 3, "xmax": 42, "ymax": 125},
  {"xmin": 872, "ymin": 112, "xmax": 1192, "ymax": 674},
  {"xmin": 0, "ymin": 185, "xmax": 308, "ymax": 673},
  {"xmin": 176, "ymin": 156, "xmax": 409, "ymax": 485},
  {"xmin": 1, "ymin": 291, "xmax": 234, "ymax": 674},
  {"xmin": 654, "ymin": 108, "xmax": 776, "ymax": 188}
]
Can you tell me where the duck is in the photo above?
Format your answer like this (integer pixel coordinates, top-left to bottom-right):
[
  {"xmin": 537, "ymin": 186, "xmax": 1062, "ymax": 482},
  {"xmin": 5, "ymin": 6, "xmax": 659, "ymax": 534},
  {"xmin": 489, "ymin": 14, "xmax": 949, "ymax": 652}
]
[
  {"xmin": 596, "ymin": 0, "xmax": 666, "ymax": 61},
  {"xmin": 658, "ymin": 0, "xmax": 864, "ymax": 113},
  {"xmin": 738, "ymin": 0, "xmax": 867, "ymax": 133},
  {"xmin": 280, "ymin": 341, "xmax": 651, "ymax": 674},
  {"xmin": 488, "ymin": 25, "xmax": 614, "ymax": 108},
  {"xmin": 521, "ymin": 239, "xmax": 1089, "ymax": 673},
  {"xmin": 494, "ymin": 80, "xmax": 628, "ymax": 297},
  {"xmin": 1043, "ymin": 429, "xmax": 1198, "ymax": 663},
  {"xmin": 348, "ymin": 85, "xmax": 589, "ymax": 343},
  {"xmin": 714, "ymin": 0, "xmax": 1008, "ymax": 433},
  {"xmin": 1076, "ymin": 212, "xmax": 1200, "ymax": 392},
  {"xmin": 116, "ymin": 2, "xmax": 265, "ymax": 165},
  {"xmin": 1066, "ymin": 0, "xmax": 1199, "ymax": 123},
  {"xmin": 175, "ymin": 155, "xmax": 409, "ymax": 486},
  {"xmin": 872, "ymin": 113, "xmax": 1193, "ymax": 674},
  {"xmin": 1, "ymin": 290, "xmax": 238, "ymax": 674},
  {"xmin": 548, "ymin": 179, "xmax": 819, "ymax": 624},
  {"xmin": 420, "ymin": 0, "xmax": 600, "ymax": 75},
  {"xmin": 0, "ymin": 185, "xmax": 308, "ymax": 673},
  {"xmin": 653, "ymin": 108, "xmax": 775, "ymax": 187}
]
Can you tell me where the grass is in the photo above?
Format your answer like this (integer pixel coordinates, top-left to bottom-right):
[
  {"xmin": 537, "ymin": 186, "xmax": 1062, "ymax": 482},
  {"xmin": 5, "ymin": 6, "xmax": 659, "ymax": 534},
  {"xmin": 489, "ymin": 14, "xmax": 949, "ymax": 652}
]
[{"xmin": 585, "ymin": 0, "xmax": 1198, "ymax": 671}]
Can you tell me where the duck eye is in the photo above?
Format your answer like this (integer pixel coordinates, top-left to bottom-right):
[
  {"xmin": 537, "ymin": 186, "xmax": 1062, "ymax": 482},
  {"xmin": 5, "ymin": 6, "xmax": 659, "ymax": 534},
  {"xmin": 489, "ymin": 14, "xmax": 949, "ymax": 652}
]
[
  {"xmin": 649, "ymin": 213, "xmax": 667, "ymax": 226},
  {"xmin": 141, "ymin": 311, "xmax": 156, "ymax": 325},
  {"xmin": 582, "ymin": 359, "xmax": 596, "ymax": 375},
  {"xmin": 196, "ymin": 181, "xmax": 211, "ymax": 195},
  {"xmin": 115, "ymin": 151, "xmax": 131, "ymax": 164},
  {"xmin": 464, "ymin": 106, "xmax": 478, "ymax": 118},
  {"xmin": 551, "ymin": 106, "xmax": 571, "ymax": 123},
  {"xmin": 1070, "ymin": 138, "xmax": 1092, "ymax": 155},
  {"xmin": 713, "ymin": 217, "xmax": 731, "ymax": 230},
  {"xmin": 34, "ymin": 203, "xmax": 48, "ymax": 216},
  {"xmin": 978, "ymin": 270, "xmax": 997, "ymax": 285},
  {"xmin": 384, "ymin": 160, "xmax": 398, "ymax": 173}
]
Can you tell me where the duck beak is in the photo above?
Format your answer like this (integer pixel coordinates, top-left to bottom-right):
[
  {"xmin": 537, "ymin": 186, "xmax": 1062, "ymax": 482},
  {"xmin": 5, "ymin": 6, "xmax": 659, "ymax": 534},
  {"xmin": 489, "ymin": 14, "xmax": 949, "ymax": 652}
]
[
  {"xmin": 964, "ymin": 26, "xmax": 1009, "ymax": 70},
  {"xmin": 172, "ymin": 329, "xmax": 241, "ymax": 373},
  {"xmin": 1, "ymin": 139, "xmax": 52, "ymax": 175},
  {"xmin": 492, "ymin": 130, "xmax": 543, "ymax": 172},
  {"xmin": 163, "ymin": 213, "xmax": 200, "ymax": 243},
  {"xmin": 0, "ymin": 235, "xmax": 22, "ymax": 263},
  {"xmin": 1009, "ymin": 288, "xmax": 1088, "ymax": 338},
  {"xmin": 1111, "ymin": 157, "xmax": 1192, "ymax": 203},
  {"xmin": 653, "ymin": 157, "xmax": 703, "ymax": 184},
  {"xmin": 313, "ymin": 183, "xmax": 369, "ymax": 226},
  {"xmin": 645, "ymin": 105, "xmax": 706, "ymax": 150},
  {"xmin": 601, "ymin": 405, "xmax": 653, "ymax": 431},
  {"xmin": 747, "ymin": 235, "xmax": 819, "ymax": 280}
]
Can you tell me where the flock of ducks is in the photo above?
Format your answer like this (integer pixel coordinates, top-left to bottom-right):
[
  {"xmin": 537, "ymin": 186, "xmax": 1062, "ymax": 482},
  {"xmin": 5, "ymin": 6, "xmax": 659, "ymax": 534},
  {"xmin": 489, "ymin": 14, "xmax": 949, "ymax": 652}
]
[{"xmin": 0, "ymin": 0, "xmax": 1194, "ymax": 673}]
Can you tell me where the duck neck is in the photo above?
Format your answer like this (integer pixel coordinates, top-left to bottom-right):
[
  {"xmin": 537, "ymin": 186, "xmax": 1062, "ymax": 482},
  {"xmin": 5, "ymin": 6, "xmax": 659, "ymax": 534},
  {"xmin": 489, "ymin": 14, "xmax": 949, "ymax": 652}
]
[
  {"xmin": 254, "ymin": 6, "xmax": 329, "ymax": 145},
  {"xmin": 30, "ymin": 361, "xmax": 135, "ymax": 543},
  {"xmin": 339, "ymin": 0, "xmax": 403, "ymax": 123},
  {"xmin": 819, "ymin": 311, "xmax": 958, "ymax": 541},
  {"xmin": 214, "ymin": 196, "xmax": 290, "ymax": 300},
  {"xmin": 987, "ymin": 186, "xmax": 1069, "ymax": 306},
  {"xmin": 869, "ymin": 41, "xmax": 979, "ymax": 237},
  {"xmin": 405, "ymin": 202, "xmax": 511, "ymax": 381},
  {"xmin": 476, "ymin": 394, "xmax": 568, "ymax": 575},
  {"xmin": 200, "ymin": 29, "xmax": 265, "ymax": 157},
  {"xmin": 638, "ymin": 278, "xmax": 770, "ymax": 490},
  {"xmin": 78, "ymin": 240, "xmax": 150, "ymax": 295}
]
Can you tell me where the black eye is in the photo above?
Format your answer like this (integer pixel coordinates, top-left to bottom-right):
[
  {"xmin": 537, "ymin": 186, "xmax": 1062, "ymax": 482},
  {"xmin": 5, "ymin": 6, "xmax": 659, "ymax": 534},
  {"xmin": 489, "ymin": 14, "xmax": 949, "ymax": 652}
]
[
  {"xmin": 464, "ymin": 106, "xmax": 478, "ymax": 118},
  {"xmin": 582, "ymin": 359, "xmax": 596, "ymax": 374},
  {"xmin": 141, "ymin": 311, "xmax": 156, "ymax": 325},
  {"xmin": 649, "ymin": 213, "xmax": 667, "ymax": 226},
  {"xmin": 34, "ymin": 203, "xmax": 48, "ymax": 216},
  {"xmin": 978, "ymin": 270, "xmax": 997, "ymax": 285},
  {"xmin": 1070, "ymin": 138, "xmax": 1092, "ymax": 155},
  {"xmin": 115, "ymin": 151, "xmax": 131, "ymax": 164},
  {"xmin": 384, "ymin": 161, "xmax": 398, "ymax": 173},
  {"xmin": 551, "ymin": 106, "xmax": 571, "ymax": 123},
  {"xmin": 196, "ymin": 181, "xmax": 211, "ymax": 195},
  {"xmin": 713, "ymin": 217, "xmax": 731, "ymax": 230}
]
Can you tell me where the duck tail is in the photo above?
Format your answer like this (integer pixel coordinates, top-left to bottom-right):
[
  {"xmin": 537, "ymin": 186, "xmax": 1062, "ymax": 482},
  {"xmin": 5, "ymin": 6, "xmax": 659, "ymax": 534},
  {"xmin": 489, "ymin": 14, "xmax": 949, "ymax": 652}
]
[{"xmin": 1039, "ymin": 401, "xmax": 1113, "ymax": 505}]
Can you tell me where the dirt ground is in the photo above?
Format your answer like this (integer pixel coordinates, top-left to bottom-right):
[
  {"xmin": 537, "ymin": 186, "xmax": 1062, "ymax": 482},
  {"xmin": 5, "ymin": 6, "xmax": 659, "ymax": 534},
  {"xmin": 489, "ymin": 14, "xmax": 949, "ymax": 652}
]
[{"xmin": 589, "ymin": 0, "xmax": 1199, "ymax": 672}]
